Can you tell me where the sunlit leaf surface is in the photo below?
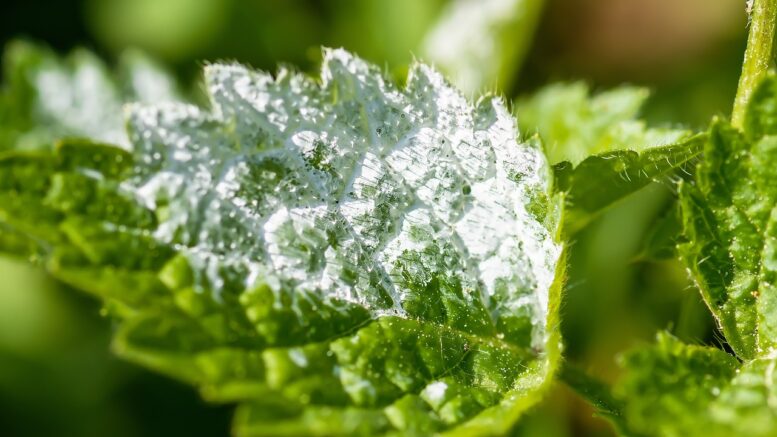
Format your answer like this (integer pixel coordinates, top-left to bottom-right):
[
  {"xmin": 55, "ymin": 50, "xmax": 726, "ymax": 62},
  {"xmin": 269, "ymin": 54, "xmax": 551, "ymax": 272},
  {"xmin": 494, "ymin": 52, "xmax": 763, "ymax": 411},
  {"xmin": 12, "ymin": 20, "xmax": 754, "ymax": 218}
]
[{"xmin": 0, "ymin": 48, "xmax": 565, "ymax": 436}]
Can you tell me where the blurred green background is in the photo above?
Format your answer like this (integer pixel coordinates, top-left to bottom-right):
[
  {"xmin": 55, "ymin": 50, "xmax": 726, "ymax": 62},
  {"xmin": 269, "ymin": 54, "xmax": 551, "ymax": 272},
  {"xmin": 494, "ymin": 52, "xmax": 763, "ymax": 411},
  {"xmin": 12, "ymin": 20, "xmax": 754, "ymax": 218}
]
[{"xmin": 0, "ymin": 0, "xmax": 748, "ymax": 435}]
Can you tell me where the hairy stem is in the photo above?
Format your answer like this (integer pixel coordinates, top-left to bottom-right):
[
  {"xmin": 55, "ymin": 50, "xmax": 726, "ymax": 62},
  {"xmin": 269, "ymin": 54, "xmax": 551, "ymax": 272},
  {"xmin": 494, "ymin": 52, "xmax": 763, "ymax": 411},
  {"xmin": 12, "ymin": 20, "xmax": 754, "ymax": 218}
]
[{"xmin": 733, "ymin": 0, "xmax": 777, "ymax": 129}]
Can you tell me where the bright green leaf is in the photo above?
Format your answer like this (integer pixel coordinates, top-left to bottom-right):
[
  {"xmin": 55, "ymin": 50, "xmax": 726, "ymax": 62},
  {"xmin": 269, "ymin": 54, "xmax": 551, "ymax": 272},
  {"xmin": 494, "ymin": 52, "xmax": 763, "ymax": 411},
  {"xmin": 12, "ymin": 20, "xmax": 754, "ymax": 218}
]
[
  {"xmin": 516, "ymin": 82, "xmax": 689, "ymax": 166},
  {"xmin": 555, "ymin": 134, "xmax": 704, "ymax": 236},
  {"xmin": 617, "ymin": 332, "xmax": 777, "ymax": 437},
  {"xmin": 0, "ymin": 48, "xmax": 565, "ymax": 435},
  {"xmin": 679, "ymin": 75, "xmax": 777, "ymax": 360},
  {"xmin": 517, "ymin": 82, "xmax": 699, "ymax": 235},
  {"xmin": 617, "ymin": 333, "xmax": 739, "ymax": 436},
  {"xmin": 618, "ymin": 74, "xmax": 777, "ymax": 437}
]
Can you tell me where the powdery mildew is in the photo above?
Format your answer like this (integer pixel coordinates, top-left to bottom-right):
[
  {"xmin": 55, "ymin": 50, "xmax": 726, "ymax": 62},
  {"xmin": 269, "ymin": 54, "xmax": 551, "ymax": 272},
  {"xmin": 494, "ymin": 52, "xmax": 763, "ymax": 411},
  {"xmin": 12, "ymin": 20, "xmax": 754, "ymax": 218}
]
[{"xmin": 125, "ymin": 48, "xmax": 561, "ymax": 347}]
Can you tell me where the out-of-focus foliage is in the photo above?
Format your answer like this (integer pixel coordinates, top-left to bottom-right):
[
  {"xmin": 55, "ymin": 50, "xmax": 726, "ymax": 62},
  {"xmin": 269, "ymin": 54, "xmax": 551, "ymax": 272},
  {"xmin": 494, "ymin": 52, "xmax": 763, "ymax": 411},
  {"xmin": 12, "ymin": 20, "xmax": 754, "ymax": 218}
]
[
  {"xmin": 86, "ymin": 0, "xmax": 228, "ymax": 62},
  {"xmin": 86, "ymin": 0, "xmax": 447, "ymax": 73},
  {"xmin": 0, "ymin": 257, "xmax": 232, "ymax": 437},
  {"xmin": 0, "ymin": 40, "xmax": 180, "ymax": 151},
  {"xmin": 423, "ymin": 0, "xmax": 544, "ymax": 95},
  {"xmin": 517, "ymin": 83, "xmax": 688, "ymax": 165},
  {"xmin": 85, "ymin": 0, "xmax": 539, "ymax": 95}
]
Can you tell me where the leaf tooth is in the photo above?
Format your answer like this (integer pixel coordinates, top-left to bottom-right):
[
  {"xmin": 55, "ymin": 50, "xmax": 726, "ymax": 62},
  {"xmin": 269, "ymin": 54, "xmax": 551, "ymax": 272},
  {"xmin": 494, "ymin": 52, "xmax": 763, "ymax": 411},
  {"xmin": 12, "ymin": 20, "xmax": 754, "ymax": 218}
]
[
  {"xmin": 405, "ymin": 61, "xmax": 473, "ymax": 132},
  {"xmin": 321, "ymin": 47, "xmax": 382, "ymax": 88},
  {"xmin": 204, "ymin": 62, "xmax": 324, "ymax": 140}
]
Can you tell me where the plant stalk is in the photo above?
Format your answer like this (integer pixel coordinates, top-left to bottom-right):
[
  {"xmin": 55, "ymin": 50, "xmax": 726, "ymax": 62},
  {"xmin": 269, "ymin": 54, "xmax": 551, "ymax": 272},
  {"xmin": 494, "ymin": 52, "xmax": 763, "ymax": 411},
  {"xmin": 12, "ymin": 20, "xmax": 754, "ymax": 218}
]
[{"xmin": 733, "ymin": 0, "xmax": 777, "ymax": 129}]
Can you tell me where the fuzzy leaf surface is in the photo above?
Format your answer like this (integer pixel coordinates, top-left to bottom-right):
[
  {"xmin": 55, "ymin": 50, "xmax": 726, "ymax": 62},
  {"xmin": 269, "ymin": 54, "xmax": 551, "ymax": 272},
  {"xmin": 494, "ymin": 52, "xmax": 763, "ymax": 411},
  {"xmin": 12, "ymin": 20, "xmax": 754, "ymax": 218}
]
[
  {"xmin": 0, "ymin": 48, "xmax": 565, "ymax": 436},
  {"xmin": 517, "ymin": 82, "xmax": 699, "ymax": 235},
  {"xmin": 617, "ymin": 75, "xmax": 777, "ymax": 437}
]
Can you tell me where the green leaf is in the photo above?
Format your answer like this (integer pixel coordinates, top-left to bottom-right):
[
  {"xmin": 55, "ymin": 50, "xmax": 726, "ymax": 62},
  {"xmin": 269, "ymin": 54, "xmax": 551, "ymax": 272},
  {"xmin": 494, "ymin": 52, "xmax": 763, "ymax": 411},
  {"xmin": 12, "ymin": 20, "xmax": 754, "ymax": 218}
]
[
  {"xmin": 679, "ymin": 75, "xmax": 777, "ymax": 360},
  {"xmin": 516, "ymin": 82, "xmax": 689, "ymax": 166},
  {"xmin": 617, "ymin": 74, "xmax": 777, "ymax": 437},
  {"xmin": 617, "ymin": 332, "xmax": 777, "ymax": 437},
  {"xmin": 555, "ymin": 134, "xmax": 704, "ymax": 236},
  {"xmin": 745, "ymin": 69, "xmax": 777, "ymax": 140},
  {"xmin": 422, "ymin": 0, "xmax": 545, "ymax": 95},
  {"xmin": 635, "ymin": 200, "xmax": 684, "ymax": 262},
  {"xmin": 517, "ymin": 82, "xmax": 700, "ymax": 235},
  {"xmin": 0, "ymin": 48, "xmax": 565, "ymax": 435},
  {"xmin": 616, "ymin": 333, "xmax": 738, "ymax": 436},
  {"xmin": 0, "ymin": 40, "xmax": 180, "ymax": 151},
  {"xmin": 678, "ymin": 125, "xmax": 761, "ymax": 359}
]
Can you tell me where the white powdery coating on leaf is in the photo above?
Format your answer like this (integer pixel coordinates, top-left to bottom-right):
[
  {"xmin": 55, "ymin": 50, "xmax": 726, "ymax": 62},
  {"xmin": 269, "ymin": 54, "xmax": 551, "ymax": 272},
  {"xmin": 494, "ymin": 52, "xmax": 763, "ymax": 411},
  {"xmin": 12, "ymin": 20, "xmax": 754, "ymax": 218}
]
[
  {"xmin": 27, "ymin": 48, "xmax": 181, "ymax": 150},
  {"xmin": 34, "ymin": 54, "xmax": 127, "ymax": 147},
  {"xmin": 423, "ymin": 381, "xmax": 449, "ymax": 404},
  {"xmin": 124, "ymin": 48, "xmax": 561, "ymax": 345}
]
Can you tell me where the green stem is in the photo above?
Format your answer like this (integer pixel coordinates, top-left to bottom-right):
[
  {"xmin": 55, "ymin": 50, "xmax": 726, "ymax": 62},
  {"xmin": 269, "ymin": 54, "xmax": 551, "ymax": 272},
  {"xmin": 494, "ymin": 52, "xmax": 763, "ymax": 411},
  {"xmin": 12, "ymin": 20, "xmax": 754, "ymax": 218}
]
[{"xmin": 732, "ymin": 0, "xmax": 777, "ymax": 129}]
